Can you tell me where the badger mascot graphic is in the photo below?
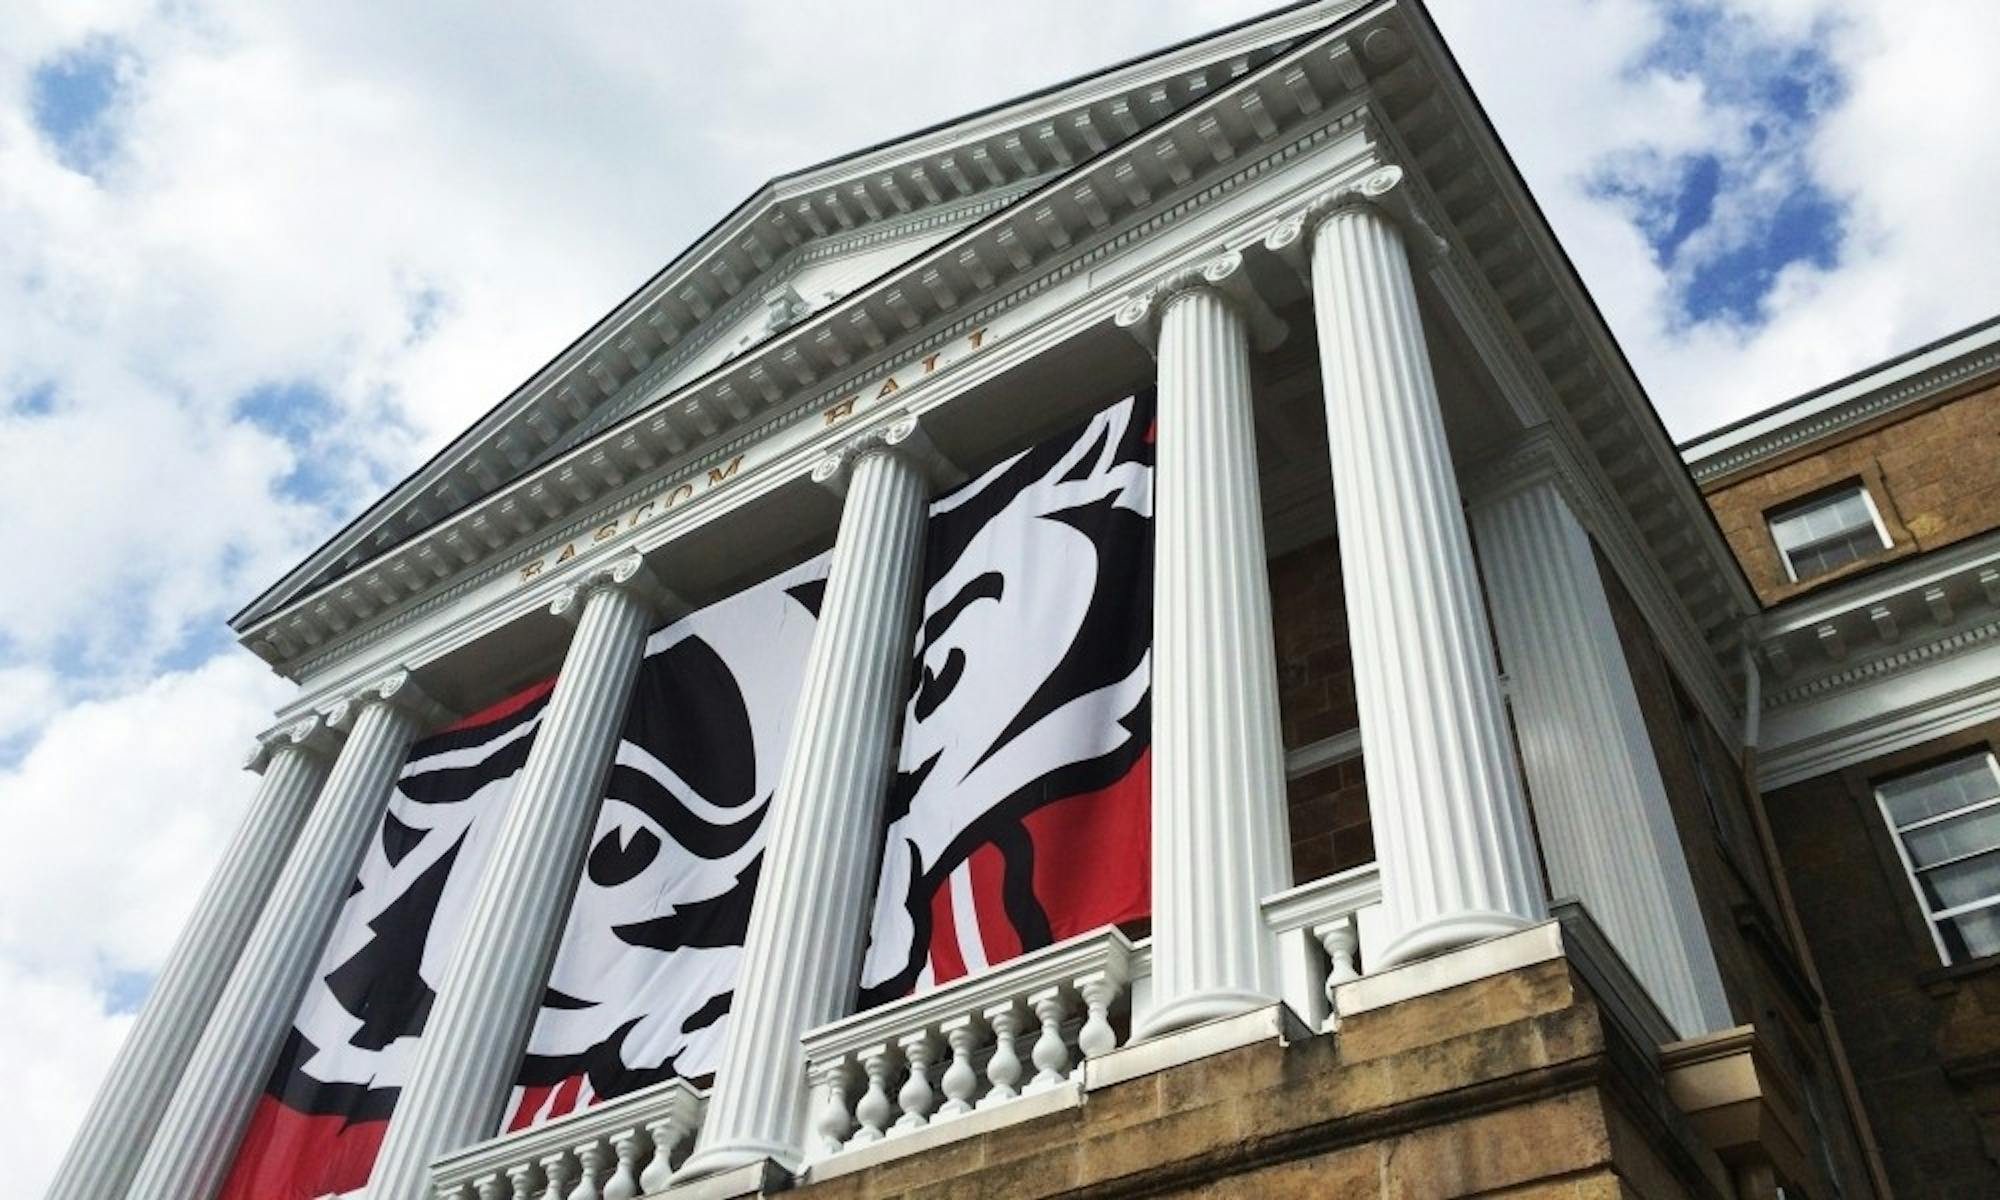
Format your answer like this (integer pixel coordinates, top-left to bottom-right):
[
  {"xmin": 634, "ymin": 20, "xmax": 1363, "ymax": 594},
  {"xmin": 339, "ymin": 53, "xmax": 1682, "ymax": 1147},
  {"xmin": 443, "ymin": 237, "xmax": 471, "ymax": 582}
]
[
  {"xmin": 860, "ymin": 392, "xmax": 1154, "ymax": 1003},
  {"xmin": 220, "ymin": 681, "xmax": 553, "ymax": 1200}
]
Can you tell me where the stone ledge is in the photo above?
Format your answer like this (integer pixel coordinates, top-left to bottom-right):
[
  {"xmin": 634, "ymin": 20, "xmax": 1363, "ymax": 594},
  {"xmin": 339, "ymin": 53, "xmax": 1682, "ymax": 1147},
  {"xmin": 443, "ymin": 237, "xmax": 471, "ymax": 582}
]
[
  {"xmin": 657, "ymin": 1157, "xmax": 792, "ymax": 1199},
  {"xmin": 1085, "ymin": 1003, "xmax": 1308, "ymax": 1092}
]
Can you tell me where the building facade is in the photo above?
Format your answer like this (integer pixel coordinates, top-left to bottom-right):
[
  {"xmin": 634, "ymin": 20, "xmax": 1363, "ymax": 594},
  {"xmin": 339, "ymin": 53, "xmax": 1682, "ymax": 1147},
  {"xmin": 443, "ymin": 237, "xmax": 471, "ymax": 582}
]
[{"xmin": 51, "ymin": 1, "xmax": 1996, "ymax": 1198}]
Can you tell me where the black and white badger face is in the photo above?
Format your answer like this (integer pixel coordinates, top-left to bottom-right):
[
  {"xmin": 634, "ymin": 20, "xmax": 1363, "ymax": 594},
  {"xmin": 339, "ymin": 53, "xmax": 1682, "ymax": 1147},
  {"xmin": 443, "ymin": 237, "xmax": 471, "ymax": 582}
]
[
  {"xmin": 509, "ymin": 554, "xmax": 828, "ymax": 1126},
  {"xmin": 269, "ymin": 682, "xmax": 551, "ymax": 1122},
  {"xmin": 860, "ymin": 394, "xmax": 1153, "ymax": 1002}
]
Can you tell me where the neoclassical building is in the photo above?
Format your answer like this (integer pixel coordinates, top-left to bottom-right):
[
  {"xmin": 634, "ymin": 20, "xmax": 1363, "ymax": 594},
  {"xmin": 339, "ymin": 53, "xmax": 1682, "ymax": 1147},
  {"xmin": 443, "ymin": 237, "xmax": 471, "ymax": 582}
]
[{"xmin": 55, "ymin": 1, "xmax": 1997, "ymax": 1198}]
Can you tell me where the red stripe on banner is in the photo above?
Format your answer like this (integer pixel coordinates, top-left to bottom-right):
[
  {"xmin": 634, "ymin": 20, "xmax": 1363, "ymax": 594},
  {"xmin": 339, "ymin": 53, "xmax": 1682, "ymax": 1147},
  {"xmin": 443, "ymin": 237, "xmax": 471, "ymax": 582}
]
[
  {"xmin": 548, "ymin": 1072, "xmax": 587, "ymax": 1121},
  {"xmin": 1022, "ymin": 750, "xmax": 1152, "ymax": 941},
  {"xmin": 217, "ymin": 1096, "xmax": 387, "ymax": 1200},
  {"xmin": 968, "ymin": 842, "xmax": 1024, "ymax": 965},
  {"xmin": 927, "ymin": 873, "xmax": 969, "ymax": 985},
  {"xmin": 506, "ymin": 1082, "xmax": 557, "ymax": 1132},
  {"xmin": 439, "ymin": 676, "xmax": 557, "ymax": 733}
]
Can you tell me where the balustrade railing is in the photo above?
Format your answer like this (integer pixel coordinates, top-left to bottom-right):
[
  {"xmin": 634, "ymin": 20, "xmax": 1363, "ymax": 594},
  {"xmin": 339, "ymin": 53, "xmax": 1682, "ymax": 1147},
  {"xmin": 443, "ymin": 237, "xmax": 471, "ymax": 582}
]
[
  {"xmin": 1262, "ymin": 862, "xmax": 1382, "ymax": 1031},
  {"xmin": 801, "ymin": 927, "xmax": 1137, "ymax": 1161},
  {"xmin": 428, "ymin": 1078, "xmax": 703, "ymax": 1200}
]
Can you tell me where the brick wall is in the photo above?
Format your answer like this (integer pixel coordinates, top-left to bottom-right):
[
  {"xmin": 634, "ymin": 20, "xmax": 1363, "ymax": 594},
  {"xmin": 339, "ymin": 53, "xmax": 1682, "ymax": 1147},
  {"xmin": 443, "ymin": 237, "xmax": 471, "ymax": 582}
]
[
  {"xmin": 1704, "ymin": 381, "xmax": 2000, "ymax": 605},
  {"xmin": 1266, "ymin": 536, "xmax": 1370, "ymax": 885},
  {"xmin": 1765, "ymin": 721, "xmax": 2000, "ymax": 1196}
]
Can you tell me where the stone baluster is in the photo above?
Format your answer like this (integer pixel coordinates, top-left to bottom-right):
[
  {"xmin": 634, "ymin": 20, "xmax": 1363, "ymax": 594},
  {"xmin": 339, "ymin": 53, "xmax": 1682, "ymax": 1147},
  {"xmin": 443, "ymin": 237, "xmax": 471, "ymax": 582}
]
[
  {"xmin": 1025, "ymin": 988, "xmax": 1072, "ymax": 1093},
  {"xmin": 1314, "ymin": 916, "xmax": 1361, "ymax": 1033},
  {"xmin": 364, "ymin": 554, "xmax": 668, "ymax": 1200},
  {"xmin": 892, "ymin": 1032, "xmax": 938, "ymax": 1133},
  {"xmin": 474, "ymin": 1171, "xmax": 509, "ymax": 1200},
  {"xmin": 603, "ymin": 1128, "xmax": 645, "ymax": 1200},
  {"xmin": 122, "ymin": 671, "xmax": 442, "ymax": 1200},
  {"xmin": 1074, "ymin": 970, "xmax": 1123, "ymax": 1072},
  {"xmin": 813, "ymin": 1060, "xmax": 857, "ymax": 1157},
  {"xmin": 638, "ymin": 1114, "xmax": 692, "ymax": 1194},
  {"xmin": 979, "ymin": 1001, "xmax": 1026, "ymax": 1109},
  {"xmin": 571, "ymin": 1139, "xmax": 610, "ymax": 1200},
  {"xmin": 851, "ymin": 1043, "xmax": 897, "ymax": 1146},
  {"xmin": 538, "ymin": 1151, "xmax": 576, "ymax": 1200},
  {"xmin": 1116, "ymin": 250, "xmax": 1292, "ymax": 1039},
  {"xmin": 937, "ymin": 1016, "xmax": 982, "ymax": 1118},
  {"xmin": 676, "ymin": 417, "xmax": 937, "ymax": 1181},
  {"xmin": 1266, "ymin": 163, "xmax": 1545, "ymax": 968},
  {"xmin": 506, "ymin": 1161, "xmax": 541, "ymax": 1200},
  {"xmin": 437, "ymin": 1181, "xmax": 473, "ymax": 1200},
  {"xmin": 46, "ymin": 717, "xmax": 339, "ymax": 1200}
]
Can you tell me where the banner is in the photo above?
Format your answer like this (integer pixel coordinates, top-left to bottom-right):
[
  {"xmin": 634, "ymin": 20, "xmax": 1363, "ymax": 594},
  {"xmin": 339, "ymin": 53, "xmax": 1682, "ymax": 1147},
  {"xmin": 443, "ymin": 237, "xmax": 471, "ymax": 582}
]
[
  {"xmin": 507, "ymin": 553, "xmax": 829, "ymax": 1129},
  {"xmin": 220, "ymin": 680, "xmax": 553, "ymax": 1200},
  {"xmin": 859, "ymin": 393, "xmax": 1154, "ymax": 1005}
]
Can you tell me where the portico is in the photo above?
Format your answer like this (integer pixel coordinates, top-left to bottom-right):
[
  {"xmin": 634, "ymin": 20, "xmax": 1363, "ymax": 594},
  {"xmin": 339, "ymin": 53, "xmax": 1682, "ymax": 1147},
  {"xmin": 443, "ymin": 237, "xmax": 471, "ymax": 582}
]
[{"xmin": 48, "ymin": 4, "xmax": 1777, "ymax": 1200}]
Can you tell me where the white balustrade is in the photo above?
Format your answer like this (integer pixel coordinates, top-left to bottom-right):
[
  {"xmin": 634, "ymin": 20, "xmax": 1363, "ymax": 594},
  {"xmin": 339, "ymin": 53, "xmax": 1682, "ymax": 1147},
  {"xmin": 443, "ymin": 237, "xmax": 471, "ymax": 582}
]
[
  {"xmin": 801, "ymin": 927, "xmax": 1136, "ymax": 1163},
  {"xmin": 429, "ymin": 1078, "xmax": 703, "ymax": 1200},
  {"xmin": 1262, "ymin": 863, "xmax": 1384, "ymax": 1033}
]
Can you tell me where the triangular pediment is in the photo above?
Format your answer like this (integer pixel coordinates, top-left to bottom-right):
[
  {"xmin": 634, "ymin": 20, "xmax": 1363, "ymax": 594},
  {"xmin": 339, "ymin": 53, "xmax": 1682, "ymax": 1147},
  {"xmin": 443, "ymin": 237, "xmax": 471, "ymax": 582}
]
[{"xmin": 232, "ymin": 1, "xmax": 1363, "ymax": 632}]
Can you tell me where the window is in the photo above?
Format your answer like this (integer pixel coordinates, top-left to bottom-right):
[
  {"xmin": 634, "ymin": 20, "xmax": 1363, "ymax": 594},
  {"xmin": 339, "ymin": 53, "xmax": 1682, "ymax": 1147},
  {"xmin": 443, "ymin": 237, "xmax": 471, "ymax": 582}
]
[
  {"xmin": 1767, "ymin": 485, "xmax": 1890, "ymax": 582},
  {"xmin": 1876, "ymin": 751, "xmax": 2000, "ymax": 964}
]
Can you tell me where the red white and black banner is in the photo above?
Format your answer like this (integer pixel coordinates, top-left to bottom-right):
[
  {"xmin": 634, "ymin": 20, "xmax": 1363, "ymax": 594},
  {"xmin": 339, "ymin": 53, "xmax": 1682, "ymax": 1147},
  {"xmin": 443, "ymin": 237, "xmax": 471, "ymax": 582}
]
[
  {"xmin": 506, "ymin": 553, "xmax": 829, "ymax": 1129},
  {"xmin": 219, "ymin": 681, "xmax": 553, "ymax": 1200},
  {"xmin": 859, "ymin": 393, "xmax": 1154, "ymax": 1004}
]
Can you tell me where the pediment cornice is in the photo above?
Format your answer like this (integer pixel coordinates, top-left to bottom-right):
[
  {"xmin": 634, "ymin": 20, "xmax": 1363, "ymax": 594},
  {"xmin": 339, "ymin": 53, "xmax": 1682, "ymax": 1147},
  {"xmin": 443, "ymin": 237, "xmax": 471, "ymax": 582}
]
[{"xmin": 233, "ymin": 1, "xmax": 1370, "ymax": 632}]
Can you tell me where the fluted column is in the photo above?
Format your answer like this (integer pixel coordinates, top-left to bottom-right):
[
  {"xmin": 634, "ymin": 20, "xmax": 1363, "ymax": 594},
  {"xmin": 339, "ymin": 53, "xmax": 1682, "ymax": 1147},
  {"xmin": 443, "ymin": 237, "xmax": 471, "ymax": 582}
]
[
  {"xmin": 1471, "ymin": 466, "xmax": 1730, "ymax": 1035},
  {"xmin": 122, "ymin": 672, "xmax": 441, "ymax": 1200},
  {"xmin": 365, "ymin": 555, "xmax": 664, "ymax": 1200},
  {"xmin": 1268, "ymin": 163, "xmax": 1545, "ymax": 969},
  {"xmin": 47, "ymin": 717, "xmax": 338, "ymax": 1200},
  {"xmin": 677, "ymin": 418, "xmax": 930, "ymax": 1181},
  {"xmin": 1115, "ymin": 251, "xmax": 1292, "ymax": 1038}
]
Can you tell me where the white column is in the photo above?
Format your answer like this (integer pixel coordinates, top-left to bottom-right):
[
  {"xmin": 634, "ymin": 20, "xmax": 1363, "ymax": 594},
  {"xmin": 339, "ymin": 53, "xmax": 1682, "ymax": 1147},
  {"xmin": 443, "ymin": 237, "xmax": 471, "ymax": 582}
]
[
  {"xmin": 365, "ymin": 555, "xmax": 664, "ymax": 1200},
  {"xmin": 1471, "ymin": 467, "xmax": 1730, "ymax": 1035},
  {"xmin": 1268, "ymin": 164, "xmax": 1545, "ymax": 969},
  {"xmin": 46, "ymin": 717, "xmax": 338, "ymax": 1200},
  {"xmin": 677, "ymin": 418, "xmax": 930, "ymax": 1182},
  {"xmin": 122, "ymin": 671, "xmax": 440, "ymax": 1200},
  {"xmin": 1115, "ymin": 251, "xmax": 1292, "ymax": 1038}
]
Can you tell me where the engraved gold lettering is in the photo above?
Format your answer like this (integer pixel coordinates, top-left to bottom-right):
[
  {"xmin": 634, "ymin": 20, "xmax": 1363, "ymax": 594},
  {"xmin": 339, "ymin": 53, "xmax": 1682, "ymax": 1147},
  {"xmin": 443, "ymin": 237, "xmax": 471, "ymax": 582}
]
[
  {"xmin": 593, "ymin": 523, "xmax": 618, "ymax": 543},
  {"xmin": 967, "ymin": 326, "xmax": 989, "ymax": 349},
  {"xmin": 520, "ymin": 560, "xmax": 545, "ymax": 582},
  {"xmin": 667, "ymin": 482, "xmax": 695, "ymax": 506},
  {"xmin": 877, "ymin": 376, "xmax": 900, "ymax": 398},
  {"xmin": 922, "ymin": 352, "xmax": 942, "ymax": 374},
  {"xmin": 555, "ymin": 542, "xmax": 577, "ymax": 564},
  {"xmin": 707, "ymin": 455, "xmax": 743, "ymax": 487},
  {"xmin": 823, "ymin": 397, "xmax": 857, "ymax": 425},
  {"xmin": 628, "ymin": 500, "xmax": 656, "ymax": 527}
]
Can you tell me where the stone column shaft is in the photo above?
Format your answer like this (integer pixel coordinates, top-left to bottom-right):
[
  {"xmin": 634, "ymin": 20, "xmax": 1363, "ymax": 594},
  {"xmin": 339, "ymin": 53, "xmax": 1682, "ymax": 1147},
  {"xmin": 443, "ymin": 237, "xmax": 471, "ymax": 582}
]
[
  {"xmin": 1285, "ymin": 166, "xmax": 1545, "ymax": 967},
  {"xmin": 1472, "ymin": 473, "xmax": 1730, "ymax": 1034},
  {"xmin": 364, "ymin": 557, "xmax": 659, "ymax": 1200},
  {"xmin": 678, "ymin": 426, "xmax": 929, "ymax": 1180},
  {"xmin": 46, "ymin": 720, "xmax": 336, "ymax": 1200},
  {"xmin": 121, "ymin": 674, "xmax": 433, "ymax": 1200},
  {"xmin": 1118, "ymin": 253, "xmax": 1291, "ymax": 1038}
]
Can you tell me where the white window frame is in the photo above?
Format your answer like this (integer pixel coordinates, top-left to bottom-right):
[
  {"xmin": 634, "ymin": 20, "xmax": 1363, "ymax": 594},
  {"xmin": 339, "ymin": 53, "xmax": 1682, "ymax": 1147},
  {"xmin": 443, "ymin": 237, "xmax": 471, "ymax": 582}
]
[
  {"xmin": 1768, "ymin": 483, "xmax": 1892, "ymax": 583},
  {"xmin": 1875, "ymin": 750, "xmax": 2000, "ymax": 966}
]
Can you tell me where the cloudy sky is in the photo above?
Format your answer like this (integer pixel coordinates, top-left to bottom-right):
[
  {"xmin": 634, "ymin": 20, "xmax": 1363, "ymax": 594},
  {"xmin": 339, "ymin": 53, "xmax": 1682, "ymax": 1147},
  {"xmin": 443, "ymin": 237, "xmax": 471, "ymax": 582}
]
[{"xmin": 4, "ymin": 0, "xmax": 1996, "ymax": 1191}]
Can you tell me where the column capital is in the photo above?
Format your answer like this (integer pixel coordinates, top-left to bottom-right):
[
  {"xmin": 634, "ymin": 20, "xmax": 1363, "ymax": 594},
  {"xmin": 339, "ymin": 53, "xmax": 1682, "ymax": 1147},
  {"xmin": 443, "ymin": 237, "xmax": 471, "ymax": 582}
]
[
  {"xmin": 243, "ymin": 712, "xmax": 343, "ymax": 774},
  {"xmin": 550, "ymin": 552, "xmax": 676, "ymax": 624},
  {"xmin": 1262, "ymin": 163, "xmax": 1449, "ymax": 276},
  {"xmin": 323, "ymin": 668, "xmax": 450, "ymax": 733},
  {"xmin": 1113, "ymin": 248, "xmax": 1287, "ymax": 355},
  {"xmin": 810, "ymin": 412, "xmax": 960, "ymax": 496}
]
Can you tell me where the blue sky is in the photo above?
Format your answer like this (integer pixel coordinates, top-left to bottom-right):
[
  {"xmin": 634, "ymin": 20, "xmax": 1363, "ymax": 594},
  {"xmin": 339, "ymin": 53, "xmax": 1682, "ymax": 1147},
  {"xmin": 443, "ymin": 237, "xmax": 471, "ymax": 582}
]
[{"xmin": 4, "ymin": 0, "xmax": 1998, "ymax": 1191}]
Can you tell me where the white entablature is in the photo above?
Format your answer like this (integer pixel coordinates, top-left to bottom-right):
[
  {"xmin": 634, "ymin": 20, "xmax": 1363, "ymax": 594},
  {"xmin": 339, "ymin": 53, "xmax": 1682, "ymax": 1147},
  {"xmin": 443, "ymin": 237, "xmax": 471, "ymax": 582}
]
[
  {"xmin": 233, "ymin": 0, "xmax": 1753, "ymax": 756},
  {"xmin": 229, "ymin": 1, "xmax": 1363, "ymax": 637}
]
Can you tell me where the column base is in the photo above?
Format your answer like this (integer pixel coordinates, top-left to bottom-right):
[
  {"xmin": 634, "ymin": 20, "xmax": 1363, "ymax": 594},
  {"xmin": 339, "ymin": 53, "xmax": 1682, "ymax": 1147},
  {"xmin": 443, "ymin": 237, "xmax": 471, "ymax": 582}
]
[
  {"xmin": 1136, "ymin": 986, "xmax": 1280, "ymax": 1041},
  {"xmin": 1376, "ymin": 909, "xmax": 1539, "ymax": 971},
  {"xmin": 675, "ymin": 1141, "xmax": 800, "ymax": 1189}
]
